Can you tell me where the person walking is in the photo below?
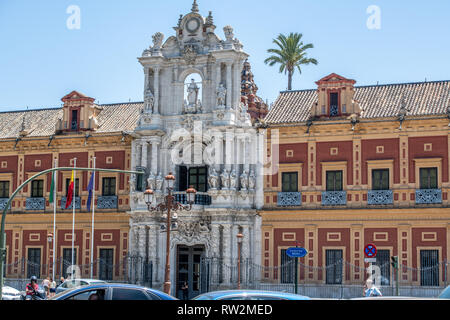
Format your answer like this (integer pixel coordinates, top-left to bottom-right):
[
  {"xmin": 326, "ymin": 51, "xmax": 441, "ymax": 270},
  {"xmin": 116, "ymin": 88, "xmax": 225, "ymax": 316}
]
[
  {"xmin": 181, "ymin": 281, "xmax": 189, "ymax": 300},
  {"xmin": 49, "ymin": 277, "xmax": 57, "ymax": 297},
  {"xmin": 364, "ymin": 279, "xmax": 382, "ymax": 297},
  {"xmin": 58, "ymin": 277, "xmax": 65, "ymax": 287},
  {"xmin": 42, "ymin": 277, "xmax": 50, "ymax": 297}
]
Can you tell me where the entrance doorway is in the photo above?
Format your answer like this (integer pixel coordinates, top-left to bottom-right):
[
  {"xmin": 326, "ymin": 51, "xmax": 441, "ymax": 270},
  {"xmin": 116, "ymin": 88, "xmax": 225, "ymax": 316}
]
[{"xmin": 176, "ymin": 245, "xmax": 205, "ymax": 299}]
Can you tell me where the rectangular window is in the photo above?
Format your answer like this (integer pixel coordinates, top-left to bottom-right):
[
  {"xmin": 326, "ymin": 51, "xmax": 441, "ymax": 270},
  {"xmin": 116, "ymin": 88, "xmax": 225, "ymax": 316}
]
[
  {"xmin": 99, "ymin": 249, "xmax": 114, "ymax": 281},
  {"xmin": 372, "ymin": 169, "xmax": 389, "ymax": 190},
  {"xmin": 325, "ymin": 249, "xmax": 343, "ymax": 284},
  {"xmin": 329, "ymin": 93, "xmax": 339, "ymax": 117},
  {"xmin": 326, "ymin": 171, "xmax": 343, "ymax": 191},
  {"xmin": 420, "ymin": 250, "xmax": 439, "ymax": 287},
  {"xmin": 0, "ymin": 181, "xmax": 9, "ymax": 198},
  {"xmin": 62, "ymin": 248, "xmax": 77, "ymax": 278},
  {"xmin": 282, "ymin": 172, "xmax": 298, "ymax": 192},
  {"xmin": 31, "ymin": 180, "xmax": 44, "ymax": 198},
  {"xmin": 65, "ymin": 178, "xmax": 80, "ymax": 197},
  {"xmin": 280, "ymin": 249, "xmax": 294, "ymax": 284},
  {"xmin": 188, "ymin": 167, "xmax": 207, "ymax": 192},
  {"xmin": 420, "ymin": 168, "xmax": 438, "ymax": 189},
  {"xmin": 178, "ymin": 166, "xmax": 188, "ymax": 192},
  {"xmin": 102, "ymin": 177, "xmax": 116, "ymax": 196},
  {"xmin": 374, "ymin": 250, "xmax": 390, "ymax": 286},
  {"xmin": 27, "ymin": 248, "xmax": 41, "ymax": 279},
  {"xmin": 71, "ymin": 110, "xmax": 78, "ymax": 130}
]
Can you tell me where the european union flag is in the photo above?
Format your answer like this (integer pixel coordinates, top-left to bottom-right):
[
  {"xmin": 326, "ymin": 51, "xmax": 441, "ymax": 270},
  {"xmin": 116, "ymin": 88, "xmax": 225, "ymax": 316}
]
[{"xmin": 87, "ymin": 172, "xmax": 94, "ymax": 211}]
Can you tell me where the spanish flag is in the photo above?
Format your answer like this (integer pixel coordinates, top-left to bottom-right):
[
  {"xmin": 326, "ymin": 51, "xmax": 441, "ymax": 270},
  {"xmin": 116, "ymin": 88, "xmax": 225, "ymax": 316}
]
[{"xmin": 65, "ymin": 170, "xmax": 75, "ymax": 209}]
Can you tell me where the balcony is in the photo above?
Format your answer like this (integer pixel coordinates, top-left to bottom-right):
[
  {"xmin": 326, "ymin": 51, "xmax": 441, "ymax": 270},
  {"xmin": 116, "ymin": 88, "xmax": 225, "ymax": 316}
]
[
  {"xmin": 60, "ymin": 197, "xmax": 81, "ymax": 210},
  {"xmin": 174, "ymin": 192, "xmax": 212, "ymax": 206},
  {"xmin": 277, "ymin": 192, "xmax": 302, "ymax": 207},
  {"xmin": 367, "ymin": 190, "xmax": 393, "ymax": 205},
  {"xmin": 97, "ymin": 196, "xmax": 118, "ymax": 209},
  {"xmin": 0, "ymin": 198, "xmax": 9, "ymax": 211},
  {"xmin": 322, "ymin": 191, "xmax": 347, "ymax": 206},
  {"xmin": 415, "ymin": 189, "xmax": 442, "ymax": 204},
  {"xmin": 26, "ymin": 198, "xmax": 45, "ymax": 211}
]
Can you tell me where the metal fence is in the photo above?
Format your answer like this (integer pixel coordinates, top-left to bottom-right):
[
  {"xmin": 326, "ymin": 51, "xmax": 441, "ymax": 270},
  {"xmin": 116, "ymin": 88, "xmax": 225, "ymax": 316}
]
[
  {"xmin": 3, "ymin": 255, "xmax": 153, "ymax": 291},
  {"xmin": 199, "ymin": 257, "xmax": 449, "ymax": 299}
]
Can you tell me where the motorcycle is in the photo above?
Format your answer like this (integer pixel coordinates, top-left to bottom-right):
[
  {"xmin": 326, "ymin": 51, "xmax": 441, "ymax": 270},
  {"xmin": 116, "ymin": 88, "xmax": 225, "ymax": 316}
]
[{"xmin": 21, "ymin": 287, "xmax": 47, "ymax": 301}]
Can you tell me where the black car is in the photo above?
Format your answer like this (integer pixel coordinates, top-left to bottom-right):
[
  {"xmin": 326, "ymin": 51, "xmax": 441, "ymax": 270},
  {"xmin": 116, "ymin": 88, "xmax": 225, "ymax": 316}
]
[{"xmin": 50, "ymin": 283, "xmax": 178, "ymax": 300}]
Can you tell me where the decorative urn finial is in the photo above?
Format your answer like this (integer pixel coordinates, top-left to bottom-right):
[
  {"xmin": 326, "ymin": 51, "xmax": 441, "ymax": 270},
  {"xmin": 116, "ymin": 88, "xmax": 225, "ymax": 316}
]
[{"xmin": 191, "ymin": 0, "xmax": 199, "ymax": 13}]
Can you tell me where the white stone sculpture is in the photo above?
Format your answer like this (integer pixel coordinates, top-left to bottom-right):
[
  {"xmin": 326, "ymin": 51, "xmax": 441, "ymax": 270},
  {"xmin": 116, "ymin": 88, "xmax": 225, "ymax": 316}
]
[
  {"xmin": 229, "ymin": 170, "xmax": 237, "ymax": 190},
  {"xmin": 185, "ymin": 79, "xmax": 200, "ymax": 114},
  {"xmin": 155, "ymin": 173, "xmax": 164, "ymax": 191},
  {"xmin": 248, "ymin": 169, "xmax": 256, "ymax": 191},
  {"xmin": 152, "ymin": 32, "xmax": 164, "ymax": 49},
  {"xmin": 208, "ymin": 167, "xmax": 219, "ymax": 190},
  {"xmin": 147, "ymin": 172, "xmax": 156, "ymax": 190},
  {"xmin": 220, "ymin": 169, "xmax": 230, "ymax": 190},
  {"xmin": 144, "ymin": 88, "xmax": 155, "ymax": 113},
  {"xmin": 240, "ymin": 170, "xmax": 249, "ymax": 191},
  {"xmin": 217, "ymin": 83, "xmax": 226, "ymax": 107}
]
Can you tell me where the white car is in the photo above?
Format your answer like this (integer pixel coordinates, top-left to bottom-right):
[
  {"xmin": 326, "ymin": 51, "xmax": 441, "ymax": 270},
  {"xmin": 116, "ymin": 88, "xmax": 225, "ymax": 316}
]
[{"xmin": 1, "ymin": 286, "xmax": 22, "ymax": 300}]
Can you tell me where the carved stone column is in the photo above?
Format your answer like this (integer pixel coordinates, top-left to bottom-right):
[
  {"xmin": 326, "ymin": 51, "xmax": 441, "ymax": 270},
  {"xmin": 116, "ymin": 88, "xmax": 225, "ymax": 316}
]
[
  {"xmin": 226, "ymin": 62, "xmax": 232, "ymax": 109},
  {"xmin": 141, "ymin": 141, "xmax": 148, "ymax": 170},
  {"xmin": 150, "ymin": 138, "xmax": 161, "ymax": 175},
  {"xmin": 224, "ymin": 131, "xmax": 234, "ymax": 171},
  {"xmin": 154, "ymin": 67, "xmax": 160, "ymax": 114}
]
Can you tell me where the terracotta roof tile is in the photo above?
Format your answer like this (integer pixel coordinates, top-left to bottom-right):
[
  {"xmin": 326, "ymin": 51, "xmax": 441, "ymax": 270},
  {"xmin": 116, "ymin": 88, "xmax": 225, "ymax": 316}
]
[{"xmin": 265, "ymin": 80, "xmax": 450, "ymax": 124}]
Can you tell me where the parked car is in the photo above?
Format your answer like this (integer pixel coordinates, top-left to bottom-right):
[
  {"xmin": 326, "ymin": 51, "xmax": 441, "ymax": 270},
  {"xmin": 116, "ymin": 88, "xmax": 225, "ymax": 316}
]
[
  {"xmin": 438, "ymin": 285, "xmax": 450, "ymax": 299},
  {"xmin": 50, "ymin": 283, "xmax": 178, "ymax": 300},
  {"xmin": 55, "ymin": 279, "xmax": 106, "ymax": 294},
  {"xmin": 1, "ymin": 286, "xmax": 22, "ymax": 300},
  {"xmin": 192, "ymin": 290, "xmax": 310, "ymax": 300}
]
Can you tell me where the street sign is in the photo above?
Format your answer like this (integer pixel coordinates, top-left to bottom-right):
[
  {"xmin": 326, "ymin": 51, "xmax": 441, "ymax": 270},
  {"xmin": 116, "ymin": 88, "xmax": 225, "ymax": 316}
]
[
  {"xmin": 364, "ymin": 244, "xmax": 377, "ymax": 258},
  {"xmin": 286, "ymin": 247, "xmax": 308, "ymax": 258},
  {"xmin": 364, "ymin": 258, "xmax": 377, "ymax": 263}
]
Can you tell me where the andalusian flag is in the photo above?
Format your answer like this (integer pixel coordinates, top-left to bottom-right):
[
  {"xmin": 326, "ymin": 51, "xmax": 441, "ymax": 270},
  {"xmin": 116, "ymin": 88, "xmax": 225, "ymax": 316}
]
[
  {"xmin": 65, "ymin": 170, "xmax": 75, "ymax": 209},
  {"xmin": 49, "ymin": 171, "xmax": 56, "ymax": 203}
]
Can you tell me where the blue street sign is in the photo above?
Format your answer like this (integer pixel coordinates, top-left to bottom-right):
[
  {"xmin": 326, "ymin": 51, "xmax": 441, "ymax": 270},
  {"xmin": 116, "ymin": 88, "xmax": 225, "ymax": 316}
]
[{"xmin": 286, "ymin": 247, "xmax": 308, "ymax": 258}]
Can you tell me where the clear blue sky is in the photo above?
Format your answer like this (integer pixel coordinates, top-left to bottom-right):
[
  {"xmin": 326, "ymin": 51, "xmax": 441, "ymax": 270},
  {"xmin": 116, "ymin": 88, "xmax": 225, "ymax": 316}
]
[{"xmin": 1, "ymin": 0, "xmax": 450, "ymax": 112}]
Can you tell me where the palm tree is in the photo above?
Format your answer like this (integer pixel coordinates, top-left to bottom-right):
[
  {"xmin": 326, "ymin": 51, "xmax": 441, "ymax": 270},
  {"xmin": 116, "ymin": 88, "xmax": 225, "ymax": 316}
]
[{"xmin": 265, "ymin": 33, "xmax": 318, "ymax": 91}]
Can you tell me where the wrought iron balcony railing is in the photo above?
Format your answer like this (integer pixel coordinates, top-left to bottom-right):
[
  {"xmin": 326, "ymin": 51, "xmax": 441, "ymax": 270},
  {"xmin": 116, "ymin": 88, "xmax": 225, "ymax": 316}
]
[
  {"xmin": 367, "ymin": 190, "xmax": 393, "ymax": 205},
  {"xmin": 60, "ymin": 197, "xmax": 81, "ymax": 210},
  {"xmin": 415, "ymin": 189, "xmax": 442, "ymax": 204},
  {"xmin": 330, "ymin": 105, "xmax": 339, "ymax": 117},
  {"xmin": 26, "ymin": 197, "xmax": 45, "ymax": 211},
  {"xmin": 322, "ymin": 191, "xmax": 347, "ymax": 206},
  {"xmin": 0, "ymin": 198, "xmax": 9, "ymax": 211},
  {"xmin": 277, "ymin": 192, "xmax": 302, "ymax": 207},
  {"xmin": 97, "ymin": 196, "xmax": 118, "ymax": 209},
  {"xmin": 174, "ymin": 192, "xmax": 212, "ymax": 206}
]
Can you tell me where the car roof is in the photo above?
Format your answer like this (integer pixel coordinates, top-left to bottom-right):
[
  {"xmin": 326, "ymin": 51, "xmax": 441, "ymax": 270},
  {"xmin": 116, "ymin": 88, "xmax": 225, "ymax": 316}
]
[
  {"xmin": 51, "ymin": 283, "xmax": 177, "ymax": 300},
  {"xmin": 193, "ymin": 290, "xmax": 310, "ymax": 300}
]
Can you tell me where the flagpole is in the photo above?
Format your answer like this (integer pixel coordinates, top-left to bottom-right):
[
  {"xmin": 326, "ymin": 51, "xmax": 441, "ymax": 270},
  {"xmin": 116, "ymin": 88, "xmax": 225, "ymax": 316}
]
[
  {"xmin": 52, "ymin": 159, "xmax": 57, "ymax": 282},
  {"xmin": 90, "ymin": 157, "xmax": 96, "ymax": 279},
  {"xmin": 72, "ymin": 158, "xmax": 76, "ymax": 275}
]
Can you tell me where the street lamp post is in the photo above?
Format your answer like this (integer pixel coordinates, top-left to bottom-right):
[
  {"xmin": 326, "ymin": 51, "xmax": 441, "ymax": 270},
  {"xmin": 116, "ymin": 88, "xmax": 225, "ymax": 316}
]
[
  {"xmin": 47, "ymin": 233, "xmax": 53, "ymax": 279},
  {"xmin": 236, "ymin": 233, "xmax": 243, "ymax": 289},
  {"xmin": 144, "ymin": 173, "xmax": 196, "ymax": 295}
]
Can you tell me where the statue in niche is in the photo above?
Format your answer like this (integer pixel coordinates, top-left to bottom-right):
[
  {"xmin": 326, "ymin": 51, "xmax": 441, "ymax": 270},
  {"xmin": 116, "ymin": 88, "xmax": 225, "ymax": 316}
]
[
  {"xmin": 220, "ymin": 169, "xmax": 230, "ymax": 190},
  {"xmin": 248, "ymin": 169, "xmax": 256, "ymax": 191},
  {"xmin": 217, "ymin": 83, "xmax": 226, "ymax": 107},
  {"xmin": 155, "ymin": 173, "xmax": 164, "ymax": 192},
  {"xmin": 129, "ymin": 174, "xmax": 136, "ymax": 193},
  {"xmin": 229, "ymin": 170, "xmax": 237, "ymax": 190},
  {"xmin": 184, "ymin": 78, "xmax": 200, "ymax": 114},
  {"xmin": 144, "ymin": 88, "xmax": 155, "ymax": 113},
  {"xmin": 240, "ymin": 170, "xmax": 249, "ymax": 191},
  {"xmin": 208, "ymin": 167, "xmax": 219, "ymax": 190}
]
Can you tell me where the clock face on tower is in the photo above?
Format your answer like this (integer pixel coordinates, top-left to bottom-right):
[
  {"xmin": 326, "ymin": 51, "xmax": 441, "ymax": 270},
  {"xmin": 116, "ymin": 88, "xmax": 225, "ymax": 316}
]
[{"xmin": 186, "ymin": 17, "xmax": 200, "ymax": 33}]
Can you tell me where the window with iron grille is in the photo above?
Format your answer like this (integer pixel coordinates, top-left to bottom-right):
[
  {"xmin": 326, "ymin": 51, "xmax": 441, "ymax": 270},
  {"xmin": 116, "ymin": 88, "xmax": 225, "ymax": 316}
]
[
  {"xmin": 329, "ymin": 93, "xmax": 339, "ymax": 117},
  {"xmin": 326, "ymin": 171, "xmax": 343, "ymax": 191},
  {"xmin": 325, "ymin": 249, "xmax": 343, "ymax": 284},
  {"xmin": 65, "ymin": 178, "xmax": 80, "ymax": 197},
  {"xmin": 99, "ymin": 249, "xmax": 114, "ymax": 281},
  {"xmin": 420, "ymin": 168, "xmax": 438, "ymax": 189},
  {"xmin": 31, "ymin": 180, "xmax": 44, "ymax": 198},
  {"xmin": 280, "ymin": 249, "xmax": 294, "ymax": 284},
  {"xmin": 102, "ymin": 177, "xmax": 116, "ymax": 196},
  {"xmin": 372, "ymin": 169, "xmax": 389, "ymax": 190},
  {"xmin": 374, "ymin": 250, "xmax": 390, "ymax": 285},
  {"xmin": 0, "ymin": 181, "xmax": 9, "ymax": 198},
  {"xmin": 282, "ymin": 172, "xmax": 298, "ymax": 192},
  {"xmin": 420, "ymin": 250, "xmax": 439, "ymax": 287},
  {"xmin": 27, "ymin": 248, "xmax": 41, "ymax": 279}
]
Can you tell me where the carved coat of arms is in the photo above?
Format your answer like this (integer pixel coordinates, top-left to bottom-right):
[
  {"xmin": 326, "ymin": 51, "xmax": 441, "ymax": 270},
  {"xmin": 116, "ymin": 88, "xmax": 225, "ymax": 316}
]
[{"xmin": 183, "ymin": 45, "xmax": 197, "ymax": 65}]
